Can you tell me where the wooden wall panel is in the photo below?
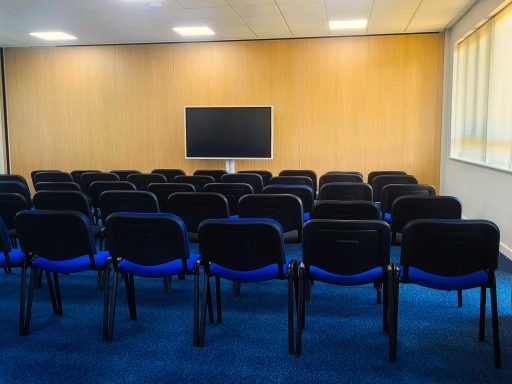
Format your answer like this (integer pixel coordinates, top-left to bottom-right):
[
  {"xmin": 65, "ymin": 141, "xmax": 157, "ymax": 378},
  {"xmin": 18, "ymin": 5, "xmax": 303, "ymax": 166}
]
[{"xmin": 4, "ymin": 33, "xmax": 444, "ymax": 188}]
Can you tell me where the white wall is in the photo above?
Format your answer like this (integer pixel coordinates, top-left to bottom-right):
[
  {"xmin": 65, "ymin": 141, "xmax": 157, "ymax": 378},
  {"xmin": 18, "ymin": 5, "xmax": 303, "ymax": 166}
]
[{"xmin": 441, "ymin": 0, "xmax": 512, "ymax": 258}]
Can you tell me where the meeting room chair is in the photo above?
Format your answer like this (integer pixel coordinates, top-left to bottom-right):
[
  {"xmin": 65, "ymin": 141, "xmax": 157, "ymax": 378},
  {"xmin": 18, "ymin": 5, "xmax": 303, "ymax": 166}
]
[
  {"xmin": 80, "ymin": 172, "xmax": 120, "ymax": 197},
  {"xmin": 280, "ymin": 170, "xmax": 317, "ymax": 192},
  {"xmin": 0, "ymin": 181, "xmax": 32, "ymax": 205},
  {"xmin": 311, "ymin": 201, "xmax": 380, "ymax": 220},
  {"xmin": 193, "ymin": 170, "xmax": 227, "ymax": 183},
  {"xmin": 203, "ymin": 183, "xmax": 253, "ymax": 216},
  {"xmin": 127, "ymin": 173, "xmax": 167, "ymax": 191},
  {"xmin": 174, "ymin": 175, "xmax": 215, "ymax": 192},
  {"xmin": 15, "ymin": 210, "xmax": 111, "ymax": 339},
  {"xmin": 319, "ymin": 173, "xmax": 364, "ymax": 188},
  {"xmin": 325, "ymin": 171, "xmax": 364, "ymax": 177},
  {"xmin": 370, "ymin": 175, "xmax": 418, "ymax": 202},
  {"xmin": 295, "ymin": 220, "xmax": 391, "ymax": 356},
  {"xmin": 167, "ymin": 192, "xmax": 229, "ymax": 241},
  {"xmin": 147, "ymin": 183, "xmax": 196, "ymax": 213},
  {"xmin": 319, "ymin": 182, "xmax": 373, "ymax": 201},
  {"xmin": 380, "ymin": 184, "xmax": 436, "ymax": 221},
  {"xmin": 110, "ymin": 170, "xmax": 141, "ymax": 181},
  {"xmin": 35, "ymin": 182, "xmax": 81, "ymax": 192},
  {"xmin": 269, "ymin": 176, "xmax": 314, "ymax": 190},
  {"xmin": 197, "ymin": 219, "xmax": 296, "ymax": 353},
  {"xmin": 0, "ymin": 193, "xmax": 31, "ymax": 244},
  {"xmin": 89, "ymin": 181, "xmax": 137, "ymax": 220},
  {"xmin": 71, "ymin": 170, "xmax": 101, "ymax": 184},
  {"xmin": 30, "ymin": 170, "xmax": 62, "ymax": 188},
  {"xmin": 367, "ymin": 171, "xmax": 407, "ymax": 185},
  {"xmin": 33, "ymin": 171, "xmax": 73, "ymax": 184},
  {"xmin": 388, "ymin": 219, "xmax": 501, "ymax": 368},
  {"xmin": 0, "ymin": 174, "xmax": 29, "ymax": 189},
  {"xmin": 99, "ymin": 191, "xmax": 160, "ymax": 222},
  {"xmin": 238, "ymin": 170, "xmax": 272, "ymax": 186},
  {"xmin": 106, "ymin": 213, "xmax": 201, "ymax": 343},
  {"xmin": 221, "ymin": 173, "xmax": 264, "ymax": 194},
  {"xmin": 151, "ymin": 169, "xmax": 186, "ymax": 182},
  {"xmin": 263, "ymin": 184, "xmax": 314, "ymax": 218},
  {"xmin": 238, "ymin": 194, "xmax": 304, "ymax": 243}
]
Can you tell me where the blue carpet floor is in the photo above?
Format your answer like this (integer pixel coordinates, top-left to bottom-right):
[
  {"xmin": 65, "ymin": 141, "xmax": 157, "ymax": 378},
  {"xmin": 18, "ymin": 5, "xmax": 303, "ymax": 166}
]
[{"xmin": 0, "ymin": 244, "xmax": 511, "ymax": 383}]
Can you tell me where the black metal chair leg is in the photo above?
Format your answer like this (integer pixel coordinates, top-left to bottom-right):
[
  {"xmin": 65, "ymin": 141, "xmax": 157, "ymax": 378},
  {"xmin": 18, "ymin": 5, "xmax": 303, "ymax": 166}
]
[
  {"xmin": 376, "ymin": 282, "xmax": 382, "ymax": 304},
  {"xmin": 457, "ymin": 289, "xmax": 463, "ymax": 307},
  {"xmin": 193, "ymin": 265, "xmax": 199, "ymax": 346},
  {"xmin": 215, "ymin": 276, "xmax": 222, "ymax": 324},
  {"xmin": 199, "ymin": 273, "xmax": 209, "ymax": 347},
  {"xmin": 102, "ymin": 267, "xmax": 110, "ymax": 341},
  {"xmin": 24, "ymin": 267, "xmax": 37, "ymax": 336},
  {"xmin": 109, "ymin": 271, "xmax": 119, "ymax": 342},
  {"xmin": 295, "ymin": 265, "xmax": 305, "ymax": 356},
  {"xmin": 206, "ymin": 278, "xmax": 214, "ymax": 324},
  {"xmin": 128, "ymin": 273, "xmax": 137, "ymax": 320},
  {"xmin": 232, "ymin": 281, "xmax": 241, "ymax": 297},
  {"xmin": 479, "ymin": 286, "xmax": 486, "ymax": 341},
  {"xmin": 97, "ymin": 271, "xmax": 103, "ymax": 291},
  {"xmin": 389, "ymin": 265, "xmax": 399, "ymax": 362},
  {"xmin": 383, "ymin": 269, "xmax": 389, "ymax": 332},
  {"xmin": 287, "ymin": 262, "xmax": 294, "ymax": 354},
  {"xmin": 178, "ymin": 272, "xmax": 185, "ymax": 280},
  {"xmin": 163, "ymin": 276, "xmax": 172, "ymax": 294},
  {"xmin": 490, "ymin": 275, "xmax": 501, "ymax": 368},
  {"xmin": 53, "ymin": 273, "xmax": 63, "ymax": 315},
  {"xmin": 36, "ymin": 268, "xmax": 43, "ymax": 289},
  {"xmin": 19, "ymin": 262, "xmax": 27, "ymax": 336},
  {"xmin": 45, "ymin": 271, "xmax": 58, "ymax": 314}
]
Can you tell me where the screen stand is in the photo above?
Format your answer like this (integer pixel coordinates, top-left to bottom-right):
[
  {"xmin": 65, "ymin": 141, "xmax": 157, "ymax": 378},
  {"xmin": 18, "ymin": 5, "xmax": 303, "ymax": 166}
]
[{"xmin": 226, "ymin": 159, "xmax": 235, "ymax": 173}]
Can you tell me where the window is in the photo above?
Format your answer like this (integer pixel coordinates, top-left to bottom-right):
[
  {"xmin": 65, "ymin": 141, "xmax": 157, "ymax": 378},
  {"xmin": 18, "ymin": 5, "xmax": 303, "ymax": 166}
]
[{"xmin": 451, "ymin": 3, "xmax": 512, "ymax": 171}]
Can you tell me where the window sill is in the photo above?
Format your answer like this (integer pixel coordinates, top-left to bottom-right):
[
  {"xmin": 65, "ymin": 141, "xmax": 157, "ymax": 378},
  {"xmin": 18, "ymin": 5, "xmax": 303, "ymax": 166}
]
[{"xmin": 449, "ymin": 156, "xmax": 512, "ymax": 175}]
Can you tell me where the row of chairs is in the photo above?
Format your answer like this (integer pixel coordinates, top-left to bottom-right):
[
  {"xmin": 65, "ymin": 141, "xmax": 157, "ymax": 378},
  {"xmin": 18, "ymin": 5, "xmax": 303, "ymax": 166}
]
[{"xmin": 0, "ymin": 211, "xmax": 501, "ymax": 367}]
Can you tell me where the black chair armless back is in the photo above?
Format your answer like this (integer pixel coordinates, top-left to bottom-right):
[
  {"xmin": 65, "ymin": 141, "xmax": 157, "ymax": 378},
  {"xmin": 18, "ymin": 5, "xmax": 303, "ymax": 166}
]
[
  {"xmin": 193, "ymin": 170, "xmax": 228, "ymax": 182},
  {"xmin": 151, "ymin": 169, "xmax": 185, "ymax": 181},
  {"xmin": 367, "ymin": 170, "xmax": 407, "ymax": 185},
  {"xmin": 263, "ymin": 184, "xmax": 314, "ymax": 212},
  {"xmin": 35, "ymin": 182, "xmax": 81, "ymax": 192},
  {"xmin": 311, "ymin": 201, "xmax": 380, "ymax": 220},
  {"xmin": 370, "ymin": 175, "xmax": 417, "ymax": 202},
  {"xmin": 33, "ymin": 191, "xmax": 93, "ymax": 222},
  {"xmin": 279, "ymin": 170, "xmax": 317, "ymax": 191},
  {"xmin": 90, "ymin": 181, "xmax": 136, "ymax": 210},
  {"xmin": 0, "ymin": 193, "xmax": 31, "ymax": 230},
  {"xmin": 174, "ymin": 175, "xmax": 215, "ymax": 191},
  {"xmin": 319, "ymin": 182, "xmax": 372, "ymax": 201},
  {"xmin": 319, "ymin": 173, "xmax": 364, "ymax": 188},
  {"xmin": 221, "ymin": 173, "xmax": 264, "ymax": 193},
  {"xmin": 80, "ymin": 172, "xmax": 120, "ymax": 196},
  {"xmin": 238, "ymin": 170, "xmax": 272, "ymax": 186},
  {"xmin": 381, "ymin": 184, "xmax": 436, "ymax": 214},
  {"xmin": 203, "ymin": 183, "xmax": 253, "ymax": 215},
  {"xmin": 0, "ymin": 181, "xmax": 31, "ymax": 203},
  {"xmin": 147, "ymin": 183, "xmax": 196, "ymax": 212},
  {"xmin": 110, "ymin": 170, "xmax": 141, "ymax": 181},
  {"xmin": 127, "ymin": 173, "xmax": 167, "ymax": 191},
  {"xmin": 31, "ymin": 170, "xmax": 62, "ymax": 188},
  {"xmin": 99, "ymin": 190, "xmax": 159, "ymax": 220},
  {"xmin": 269, "ymin": 176, "xmax": 314, "ymax": 190},
  {"xmin": 325, "ymin": 171, "xmax": 363, "ymax": 177},
  {"xmin": 34, "ymin": 171, "xmax": 73, "ymax": 184},
  {"xmin": 0, "ymin": 175, "xmax": 29, "ymax": 189},
  {"xmin": 71, "ymin": 170, "xmax": 101, "ymax": 184}
]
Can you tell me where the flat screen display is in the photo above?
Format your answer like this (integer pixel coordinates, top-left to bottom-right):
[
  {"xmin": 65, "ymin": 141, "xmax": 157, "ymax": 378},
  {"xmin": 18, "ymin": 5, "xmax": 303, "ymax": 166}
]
[{"xmin": 185, "ymin": 106, "xmax": 273, "ymax": 159}]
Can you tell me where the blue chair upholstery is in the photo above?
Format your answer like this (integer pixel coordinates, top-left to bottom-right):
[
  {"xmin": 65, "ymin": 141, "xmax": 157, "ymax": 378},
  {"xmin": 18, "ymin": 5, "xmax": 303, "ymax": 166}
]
[
  {"xmin": 388, "ymin": 219, "xmax": 501, "ymax": 367},
  {"xmin": 15, "ymin": 210, "xmax": 111, "ymax": 340},
  {"xmin": 295, "ymin": 219, "xmax": 391, "ymax": 356},
  {"xmin": 197, "ymin": 219, "xmax": 296, "ymax": 353},
  {"xmin": 319, "ymin": 182, "xmax": 373, "ymax": 201},
  {"xmin": 106, "ymin": 213, "xmax": 200, "ymax": 342}
]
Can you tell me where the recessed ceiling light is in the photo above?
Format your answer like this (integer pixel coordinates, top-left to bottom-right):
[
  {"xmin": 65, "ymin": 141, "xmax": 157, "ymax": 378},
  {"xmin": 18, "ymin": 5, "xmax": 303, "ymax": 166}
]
[
  {"xmin": 329, "ymin": 19, "xmax": 368, "ymax": 30},
  {"xmin": 30, "ymin": 31, "xmax": 77, "ymax": 41},
  {"xmin": 173, "ymin": 26, "xmax": 215, "ymax": 36}
]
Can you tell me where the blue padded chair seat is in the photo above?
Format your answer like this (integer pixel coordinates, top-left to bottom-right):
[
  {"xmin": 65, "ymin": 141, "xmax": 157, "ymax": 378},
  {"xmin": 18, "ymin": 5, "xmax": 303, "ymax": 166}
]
[
  {"xmin": 310, "ymin": 266, "xmax": 382, "ymax": 285},
  {"xmin": 210, "ymin": 259, "xmax": 292, "ymax": 282},
  {"xmin": 401, "ymin": 267, "xmax": 488, "ymax": 290},
  {"xmin": 0, "ymin": 248, "xmax": 24, "ymax": 268},
  {"xmin": 229, "ymin": 215, "xmax": 239, "ymax": 219},
  {"xmin": 383, "ymin": 213, "xmax": 391, "ymax": 222},
  {"xmin": 33, "ymin": 250, "xmax": 110, "ymax": 273},
  {"xmin": 118, "ymin": 253, "xmax": 200, "ymax": 277},
  {"xmin": 304, "ymin": 212, "xmax": 310, "ymax": 221}
]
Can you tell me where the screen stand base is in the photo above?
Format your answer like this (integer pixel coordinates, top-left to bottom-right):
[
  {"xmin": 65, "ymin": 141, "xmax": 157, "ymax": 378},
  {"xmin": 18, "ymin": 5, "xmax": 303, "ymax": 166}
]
[{"xmin": 226, "ymin": 159, "xmax": 235, "ymax": 173}]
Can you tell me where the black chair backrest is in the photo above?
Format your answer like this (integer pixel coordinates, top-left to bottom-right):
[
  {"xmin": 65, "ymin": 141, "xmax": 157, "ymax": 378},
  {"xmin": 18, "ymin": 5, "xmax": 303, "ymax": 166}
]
[
  {"xmin": 401, "ymin": 219, "xmax": 499, "ymax": 278},
  {"xmin": 0, "ymin": 174, "xmax": 29, "ymax": 189},
  {"xmin": 35, "ymin": 182, "xmax": 81, "ymax": 192},
  {"xmin": 127, "ymin": 173, "xmax": 167, "ymax": 191},
  {"xmin": 193, "ymin": 169, "xmax": 228, "ymax": 182},
  {"xmin": 381, "ymin": 184, "xmax": 436, "ymax": 214},
  {"xmin": 199, "ymin": 219, "xmax": 286, "ymax": 276},
  {"xmin": 370, "ymin": 175, "xmax": 418, "ymax": 202},
  {"xmin": 147, "ymin": 183, "xmax": 196, "ymax": 212},
  {"xmin": 106, "ymin": 213, "xmax": 190, "ymax": 267},
  {"xmin": 151, "ymin": 169, "xmax": 185, "ymax": 181},
  {"xmin": 167, "ymin": 192, "xmax": 229, "ymax": 233},
  {"xmin": 319, "ymin": 173, "xmax": 364, "ymax": 188},
  {"xmin": 325, "ymin": 171, "xmax": 364, "ymax": 177},
  {"xmin": 0, "ymin": 193, "xmax": 31, "ymax": 230},
  {"xmin": 269, "ymin": 176, "xmax": 314, "ymax": 190},
  {"xmin": 33, "ymin": 171, "xmax": 73, "ymax": 184},
  {"xmin": 80, "ymin": 172, "xmax": 120, "ymax": 196},
  {"xmin": 238, "ymin": 170, "xmax": 272, "ymax": 186},
  {"xmin": 203, "ymin": 183, "xmax": 253, "ymax": 215},
  {"xmin": 311, "ymin": 201, "xmax": 380, "ymax": 220},
  {"xmin": 238, "ymin": 194, "xmax": 303, "ymax": 235},
  {"xmin": 391, "ymin": 196, "xmax": 462, "ymax": 234},
  {"xmin": 368, "ymin": 170, "xmax": 407, "ymax": 185},
  {"xmin": 0, "ymin": 217, "xmax": 15, "ymax": 265},
  {"xmin": 33, "ymin": 191, "xmax": 93, "ymax": 222},
  {"xmin": 302, "ymin": 220, "xmax": 390, "ymax": 275},
  {"xmin": 263, "ymin": 184, "xmax": 314, "ymax": 213},
  {"xmin": 174, "ymin": 175, "xmax": 215, "ymax": 191},
  {"xmin": 31, "ymin": 170, "xmax": 62, "ymax": 187},
  {"xmin": 319, "ymin": 182, "xmax": 373, "ymax": 201},
  {"xmin": 0, "ymin": 181, "xmax": 31, "ymax": 203},
  {"xmin": 110, "ymin": 170, "xmax": 141, "ymax": 181},
  {"xmin": 99, "ymin": 190, "xmax": 159, "ymax": 220},
  {"xmin": 90, "ymin": 181, "xmax": 137, "ymax": 209},
  {"xmin": 279, "ymin": 170, "xmax": 317, "ymax": 191},
  {"xmin": 71, "ymin": 170, "xmax": 101, "ymax": 184},
  {"xmin": 221, "ymin": 173, "xmax": 264, "ymax": 194},
  {"xmin": 15, "ymin": 211, "xmax": 96, "ymax": 262}
]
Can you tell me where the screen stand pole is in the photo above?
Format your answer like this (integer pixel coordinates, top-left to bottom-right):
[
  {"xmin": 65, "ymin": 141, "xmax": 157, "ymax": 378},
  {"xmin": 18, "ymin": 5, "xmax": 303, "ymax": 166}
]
[{"xmin": 226, "ymin": 159, "xmax": 235, "ymax": 173}]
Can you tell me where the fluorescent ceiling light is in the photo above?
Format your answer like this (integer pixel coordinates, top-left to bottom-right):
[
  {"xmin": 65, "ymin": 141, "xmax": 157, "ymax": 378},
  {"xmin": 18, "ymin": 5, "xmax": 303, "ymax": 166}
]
[
  {"xmin": 173, "ymin": 26, "xmax": 215, "ymax": 36},
  {"xmin": 30, "ymin": 31, "xmax": 77, "ymax": 41},
  {"xmin": 329, "ymin": 19, "xmax": 367, "ymax": 30}
]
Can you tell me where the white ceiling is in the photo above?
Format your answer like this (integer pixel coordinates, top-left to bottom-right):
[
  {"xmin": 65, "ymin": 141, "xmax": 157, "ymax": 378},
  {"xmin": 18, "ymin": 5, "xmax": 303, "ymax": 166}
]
[{"xmin": 0, "ymin": 0, "xmax": 477, "ymax": 47}]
